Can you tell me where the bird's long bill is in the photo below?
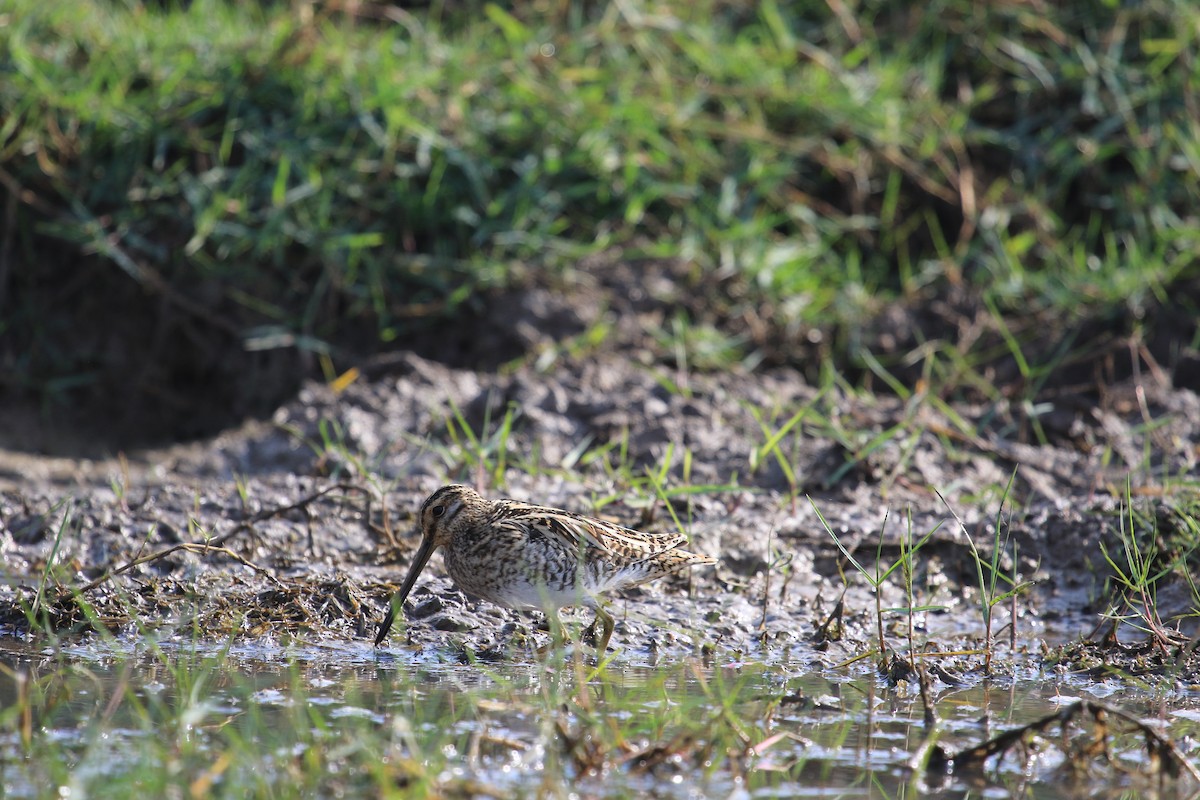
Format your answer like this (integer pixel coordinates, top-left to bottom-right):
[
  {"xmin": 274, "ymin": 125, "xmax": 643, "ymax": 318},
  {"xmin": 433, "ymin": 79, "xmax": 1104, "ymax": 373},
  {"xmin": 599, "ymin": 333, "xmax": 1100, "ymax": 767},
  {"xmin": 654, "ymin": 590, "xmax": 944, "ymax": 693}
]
[{"xmin": 373, "ymin": 534, "xmax": 437, "ymax": 646}]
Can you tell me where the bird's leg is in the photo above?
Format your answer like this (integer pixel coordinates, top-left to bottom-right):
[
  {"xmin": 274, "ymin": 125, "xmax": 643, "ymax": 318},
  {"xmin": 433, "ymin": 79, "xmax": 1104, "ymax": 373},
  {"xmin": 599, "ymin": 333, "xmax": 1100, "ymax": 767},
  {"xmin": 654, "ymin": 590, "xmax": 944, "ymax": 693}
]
[
  {"xmin": 583, "ymin": 612, "xmax": 597, "ymax": 640},
  {"xmin": 589, "ymin": 605, "xmax": 614, "ymax": 654}
]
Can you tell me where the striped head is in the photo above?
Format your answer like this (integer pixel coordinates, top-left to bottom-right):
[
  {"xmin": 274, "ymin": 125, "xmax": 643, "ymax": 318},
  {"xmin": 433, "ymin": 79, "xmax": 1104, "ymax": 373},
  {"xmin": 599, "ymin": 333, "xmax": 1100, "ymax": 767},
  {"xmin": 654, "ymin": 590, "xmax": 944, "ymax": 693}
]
[
  {"xmin": 417, "ymin": 484, "xmax": 481, "ymax": 548},
  {"xmin": 375, "ymin": 484, "xmax": 486, "ymax": 645}
]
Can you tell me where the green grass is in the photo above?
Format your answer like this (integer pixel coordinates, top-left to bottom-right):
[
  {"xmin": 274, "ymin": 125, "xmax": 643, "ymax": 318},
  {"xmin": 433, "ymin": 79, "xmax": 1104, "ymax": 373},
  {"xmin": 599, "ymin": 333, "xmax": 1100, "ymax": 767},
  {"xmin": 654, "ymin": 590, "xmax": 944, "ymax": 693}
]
[
  {"xmin": 939, "ymin": 477, "xmax": 1033, "ymax": 674},
  {"xmin": 2, "ymin": 0, "xmax": 1197, "ymax": 406},
  {"xmin": 1099, "ymin": 486, "xmax": 1200, "ymax": 650},
  {"xmin": 815, "ymin": 500, "xmax": 944, "ymax": 662}
]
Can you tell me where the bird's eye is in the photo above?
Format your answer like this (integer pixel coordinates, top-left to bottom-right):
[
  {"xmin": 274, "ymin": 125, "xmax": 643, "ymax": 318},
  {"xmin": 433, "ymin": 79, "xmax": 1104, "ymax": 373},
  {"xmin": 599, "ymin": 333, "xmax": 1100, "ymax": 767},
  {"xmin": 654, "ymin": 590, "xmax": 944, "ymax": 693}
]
[{"xmin": 432, "ymin": 505, "xmax": 446, "ymax": 518}]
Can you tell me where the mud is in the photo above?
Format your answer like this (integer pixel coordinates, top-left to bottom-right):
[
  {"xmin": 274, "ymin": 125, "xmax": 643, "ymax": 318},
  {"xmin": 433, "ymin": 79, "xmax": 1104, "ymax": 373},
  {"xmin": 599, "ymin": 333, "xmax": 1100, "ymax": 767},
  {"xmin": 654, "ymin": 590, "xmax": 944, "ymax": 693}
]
[{"xmin": 1, "ymin": 266, "xmax": 1199, "ymax": 685}]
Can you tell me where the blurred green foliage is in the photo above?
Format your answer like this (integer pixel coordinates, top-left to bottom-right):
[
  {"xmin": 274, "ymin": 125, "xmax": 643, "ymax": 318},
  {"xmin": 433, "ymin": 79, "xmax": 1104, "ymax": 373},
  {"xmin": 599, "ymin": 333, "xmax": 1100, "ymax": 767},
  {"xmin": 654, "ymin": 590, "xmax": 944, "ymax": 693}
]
[{"xmin": 1, "ymin": 0, "xmax": 1196, "ymax": 422}]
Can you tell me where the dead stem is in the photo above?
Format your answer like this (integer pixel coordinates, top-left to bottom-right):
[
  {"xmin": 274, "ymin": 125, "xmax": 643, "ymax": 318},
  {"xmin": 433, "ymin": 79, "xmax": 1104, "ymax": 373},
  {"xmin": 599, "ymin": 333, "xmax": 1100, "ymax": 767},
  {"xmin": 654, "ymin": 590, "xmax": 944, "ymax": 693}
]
[
  {"xmin": 78, "ymin": 482, "xmax": 368, "ymax": 594},
  {"xmin": 936, "ymin": 699, "xmax": 1200, "ymax": 784}
]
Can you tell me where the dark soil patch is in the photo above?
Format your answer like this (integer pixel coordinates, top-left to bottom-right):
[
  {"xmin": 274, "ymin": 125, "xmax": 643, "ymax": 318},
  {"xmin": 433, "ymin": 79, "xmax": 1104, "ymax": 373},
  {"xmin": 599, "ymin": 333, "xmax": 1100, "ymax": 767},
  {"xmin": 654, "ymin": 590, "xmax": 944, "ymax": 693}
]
[{"xmin": 4, "ymin": 256, "xmax": 1198, "ymax": 460}]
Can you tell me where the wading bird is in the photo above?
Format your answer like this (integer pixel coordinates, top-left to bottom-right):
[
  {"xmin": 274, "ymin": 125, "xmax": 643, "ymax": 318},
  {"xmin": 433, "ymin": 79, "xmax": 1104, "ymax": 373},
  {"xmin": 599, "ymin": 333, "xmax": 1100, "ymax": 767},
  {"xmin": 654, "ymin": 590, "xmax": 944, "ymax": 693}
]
[{"xmin": 374, "ymin": 484, "xmax": 716, "ymax": 652}]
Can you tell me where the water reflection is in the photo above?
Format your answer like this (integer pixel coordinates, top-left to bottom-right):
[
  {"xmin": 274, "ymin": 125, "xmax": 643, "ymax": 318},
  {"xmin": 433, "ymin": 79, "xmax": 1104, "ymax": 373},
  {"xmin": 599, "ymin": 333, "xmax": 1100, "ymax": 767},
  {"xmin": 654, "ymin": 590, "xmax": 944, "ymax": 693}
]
[{"xmin": 0, "ymin": 633, "xmax": 1197, "ymax": 798}]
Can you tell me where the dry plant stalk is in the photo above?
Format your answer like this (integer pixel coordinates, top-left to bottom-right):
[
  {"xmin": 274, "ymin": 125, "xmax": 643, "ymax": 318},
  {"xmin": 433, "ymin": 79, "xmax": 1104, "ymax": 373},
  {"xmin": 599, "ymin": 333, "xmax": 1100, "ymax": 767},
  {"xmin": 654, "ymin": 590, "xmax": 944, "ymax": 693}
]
[{"xmin": 933, "ymin": 699, "xmax": 1200, "ymax": 785}]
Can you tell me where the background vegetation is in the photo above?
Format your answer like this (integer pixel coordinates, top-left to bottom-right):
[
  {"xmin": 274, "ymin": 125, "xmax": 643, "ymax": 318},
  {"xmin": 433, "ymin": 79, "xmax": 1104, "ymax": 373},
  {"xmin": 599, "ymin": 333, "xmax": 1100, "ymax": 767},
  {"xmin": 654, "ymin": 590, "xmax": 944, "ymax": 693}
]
[{"xmin": 1, "ymin": 0, "xmax": 1197, "ymax": 444}]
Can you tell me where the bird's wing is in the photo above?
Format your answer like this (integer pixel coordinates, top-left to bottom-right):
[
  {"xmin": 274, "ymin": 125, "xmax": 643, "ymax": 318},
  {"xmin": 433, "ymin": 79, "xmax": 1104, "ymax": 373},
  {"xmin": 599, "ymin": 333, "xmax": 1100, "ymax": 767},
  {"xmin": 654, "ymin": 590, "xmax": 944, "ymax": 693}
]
[{"xmin": 491, "ymin": 501, "xmax": 687, "ymax": 557}]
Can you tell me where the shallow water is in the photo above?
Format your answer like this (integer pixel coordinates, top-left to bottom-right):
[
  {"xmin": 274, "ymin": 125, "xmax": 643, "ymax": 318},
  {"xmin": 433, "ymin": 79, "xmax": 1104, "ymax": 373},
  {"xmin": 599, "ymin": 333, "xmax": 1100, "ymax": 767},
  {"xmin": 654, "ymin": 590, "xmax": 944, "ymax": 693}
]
[{"xmin": 1, "ymin": 633, "xmax": 1197, "ymax": 798}]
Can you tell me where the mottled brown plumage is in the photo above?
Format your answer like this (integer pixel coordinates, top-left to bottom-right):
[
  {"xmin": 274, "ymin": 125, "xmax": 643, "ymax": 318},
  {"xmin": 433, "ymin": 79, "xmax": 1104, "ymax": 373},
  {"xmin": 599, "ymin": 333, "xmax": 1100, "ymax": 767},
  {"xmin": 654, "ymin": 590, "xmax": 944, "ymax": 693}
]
[{"xmin": 374, "ymin": 484, "xmax": 716, "ymax": 651}]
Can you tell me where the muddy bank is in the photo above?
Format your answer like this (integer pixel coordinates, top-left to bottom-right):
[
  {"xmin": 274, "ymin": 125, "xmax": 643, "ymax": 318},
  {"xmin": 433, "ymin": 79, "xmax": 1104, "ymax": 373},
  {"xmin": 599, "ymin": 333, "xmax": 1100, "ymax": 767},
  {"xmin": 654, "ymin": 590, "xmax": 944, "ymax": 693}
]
[{"xmin": 2, "ymin": 324, "xmax": 1198, "ymax": 682}]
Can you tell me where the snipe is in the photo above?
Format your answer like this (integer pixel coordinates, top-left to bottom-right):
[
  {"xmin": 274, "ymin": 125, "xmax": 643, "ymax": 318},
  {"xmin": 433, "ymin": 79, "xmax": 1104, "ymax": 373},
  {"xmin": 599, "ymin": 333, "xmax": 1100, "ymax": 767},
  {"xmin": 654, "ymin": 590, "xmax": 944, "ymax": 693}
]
[{"xmin": 374, "ymin": 484, "xmax": 716, "ymax": 652}]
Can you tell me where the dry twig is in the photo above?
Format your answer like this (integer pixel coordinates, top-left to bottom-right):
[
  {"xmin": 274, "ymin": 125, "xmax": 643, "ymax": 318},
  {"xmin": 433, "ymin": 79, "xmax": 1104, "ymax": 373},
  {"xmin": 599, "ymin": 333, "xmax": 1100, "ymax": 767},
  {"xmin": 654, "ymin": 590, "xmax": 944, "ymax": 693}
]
[
  {"xmin": 934, "ymin": 699, "xmax": 1200, "ymax": 784},
  {"xmin": 78, "ymin": 482, "xmax": 368, "ymax": 593}
]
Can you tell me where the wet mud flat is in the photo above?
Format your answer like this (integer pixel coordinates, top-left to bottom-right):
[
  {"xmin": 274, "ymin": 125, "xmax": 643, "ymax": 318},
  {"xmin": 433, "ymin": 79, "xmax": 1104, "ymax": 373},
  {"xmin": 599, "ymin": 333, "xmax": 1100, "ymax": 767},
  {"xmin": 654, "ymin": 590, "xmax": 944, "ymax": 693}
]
[
  {"xmin": 3, "ymin": 343, "xmax": 1199, "ymax": 662},
  {"xmin": 2, "ymin": 320, "xmax": 1200, "ymax": 794}
]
